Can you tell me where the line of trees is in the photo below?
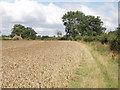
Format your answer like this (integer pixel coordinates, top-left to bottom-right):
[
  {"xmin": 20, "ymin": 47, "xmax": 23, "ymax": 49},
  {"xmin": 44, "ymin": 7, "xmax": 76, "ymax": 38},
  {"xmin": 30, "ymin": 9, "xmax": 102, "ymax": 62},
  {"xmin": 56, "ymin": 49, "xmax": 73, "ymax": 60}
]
[
  {"xmin": 62, "ymin": 11, "xmax": 106, "ymax": 37},
  {"xmin": 1, "ymin": 11, "xmax": 119, "ymax": 53},
  {"xmin": 61, "ymin": 11, "xmax": 120, "ymax": 53},
  {"xmin": 1, "ymin": 24, "xmax": 63, "ymax": 40}
]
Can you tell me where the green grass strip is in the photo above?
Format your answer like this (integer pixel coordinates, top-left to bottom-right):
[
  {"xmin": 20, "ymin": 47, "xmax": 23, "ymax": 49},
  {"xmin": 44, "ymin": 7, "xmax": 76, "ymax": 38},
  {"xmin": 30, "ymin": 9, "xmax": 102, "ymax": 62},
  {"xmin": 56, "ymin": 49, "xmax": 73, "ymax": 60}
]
[{"xmin": 92, "ymin": 54, "xmax": 113, "ymax": 88}]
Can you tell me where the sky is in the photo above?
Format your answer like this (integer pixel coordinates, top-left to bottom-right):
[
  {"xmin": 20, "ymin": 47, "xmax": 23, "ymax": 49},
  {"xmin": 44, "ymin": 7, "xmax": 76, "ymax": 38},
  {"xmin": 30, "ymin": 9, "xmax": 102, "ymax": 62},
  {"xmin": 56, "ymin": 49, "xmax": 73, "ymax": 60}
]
[{"xmin": 0, "ymin": 0, "xmax": 118, "ymax": 36}]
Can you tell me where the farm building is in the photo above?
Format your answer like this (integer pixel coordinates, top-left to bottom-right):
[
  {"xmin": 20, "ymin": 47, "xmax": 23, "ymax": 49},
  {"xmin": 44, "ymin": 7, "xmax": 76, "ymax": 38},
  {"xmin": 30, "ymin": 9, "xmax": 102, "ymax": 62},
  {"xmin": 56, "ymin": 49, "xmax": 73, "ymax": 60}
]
[
  {"xmin": 4, "ymin": 37, "xmax": 12, "ymax": 39},
  {"xmin": 12, "ymin": 35, "xmax": 23, "ymax": 39}
]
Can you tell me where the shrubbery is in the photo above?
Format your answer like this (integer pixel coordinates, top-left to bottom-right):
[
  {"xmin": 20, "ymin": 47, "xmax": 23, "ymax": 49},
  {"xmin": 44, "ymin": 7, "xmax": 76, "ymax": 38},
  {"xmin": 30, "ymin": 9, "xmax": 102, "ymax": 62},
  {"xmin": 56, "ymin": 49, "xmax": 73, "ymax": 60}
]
[
  {"xmin": 82, "ymin": 36, "xmax": 95, "ymax": 42},
  {"xmin": 60, "ymin": 35, "xmax": 74, "ymax": 40},
  {"xmin": 36, "ymin": 36, "xmax": 57, "ymax": 40},
  {"xmin": 74, "ymin": 36, "xmax": 82, "ymax": 41},
  {"xmin": 108, "ymin": 29, "xmax": 120, "ymax": 53},
  {"xmin": 71, "ymin": 26, "xmax": 120, "ymax": 53},
  {"xmin": 12, "ymin": 38, "xmax": 20, "ymax": 40},
  {"xmin": 99, "ymin": 34, "xmax": 108, "ymax": 44}
]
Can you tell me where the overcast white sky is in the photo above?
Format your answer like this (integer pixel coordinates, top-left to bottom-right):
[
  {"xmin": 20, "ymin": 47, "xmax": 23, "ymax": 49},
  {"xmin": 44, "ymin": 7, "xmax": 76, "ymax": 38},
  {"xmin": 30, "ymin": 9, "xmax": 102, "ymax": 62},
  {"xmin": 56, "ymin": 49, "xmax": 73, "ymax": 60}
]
[{"xmin": 0, "ymin": 0, "xmax": 118, "ymax": 36}]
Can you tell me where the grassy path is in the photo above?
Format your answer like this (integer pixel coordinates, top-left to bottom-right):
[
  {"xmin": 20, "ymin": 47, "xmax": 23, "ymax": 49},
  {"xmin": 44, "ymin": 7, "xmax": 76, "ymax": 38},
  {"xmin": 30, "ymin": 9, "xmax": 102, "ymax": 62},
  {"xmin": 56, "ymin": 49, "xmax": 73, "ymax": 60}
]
[{"xmin": 70, "ymin": 42, "xmax": 118, "ymax": 88}]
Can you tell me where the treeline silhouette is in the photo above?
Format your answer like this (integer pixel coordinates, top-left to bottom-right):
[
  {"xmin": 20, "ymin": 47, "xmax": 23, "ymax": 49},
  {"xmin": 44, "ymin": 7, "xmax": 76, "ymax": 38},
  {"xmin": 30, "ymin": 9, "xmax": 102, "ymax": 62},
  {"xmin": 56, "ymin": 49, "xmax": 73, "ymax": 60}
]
[{"xmin": 1, "ymin": 11, "xmax": 120, "ymax": 53}]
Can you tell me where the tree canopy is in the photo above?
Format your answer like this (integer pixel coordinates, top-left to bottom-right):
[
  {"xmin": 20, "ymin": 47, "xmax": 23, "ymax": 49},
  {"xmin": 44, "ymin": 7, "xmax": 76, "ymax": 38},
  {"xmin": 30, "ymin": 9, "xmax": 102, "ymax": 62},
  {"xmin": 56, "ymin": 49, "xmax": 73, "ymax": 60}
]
[
  {"xmin": 62, "ymin": 11, "xmax": 106, "ymax": 37},
  {"xmin": 11, "ymin": 24, "xmax": 37, "ymax": 40}
]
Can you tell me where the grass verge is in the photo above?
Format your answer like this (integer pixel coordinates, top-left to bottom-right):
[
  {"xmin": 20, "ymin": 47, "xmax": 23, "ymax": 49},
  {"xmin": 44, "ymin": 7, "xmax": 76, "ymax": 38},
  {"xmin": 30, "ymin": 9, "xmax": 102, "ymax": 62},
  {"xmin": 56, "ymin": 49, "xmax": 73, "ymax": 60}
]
[{"xmin": 70, "ymin": 41, "xmax": 118, "ymax": 88}]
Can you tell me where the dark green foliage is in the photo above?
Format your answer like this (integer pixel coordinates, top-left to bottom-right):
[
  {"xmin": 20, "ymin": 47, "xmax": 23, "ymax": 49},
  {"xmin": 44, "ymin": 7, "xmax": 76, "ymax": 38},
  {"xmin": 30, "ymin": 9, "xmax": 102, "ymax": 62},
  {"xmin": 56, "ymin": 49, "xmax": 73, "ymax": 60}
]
[
  {"xmin": 110, "ymin": 40, "xmax": 120, "ymax": 52},
  {"xmin": 62, "ymin": 11, "xmax": 106, "ymax": 37},
  {"xmin": 60, "ymin": 35, "xmax": 74, "ymax": 40},
  {"xmin": 74, "ymin": 35, "xmax": 82, "ymax": 41},
  {"xmin": 36, "ymin": 35, "xmax": 42, "ymax": 40},
  {"xmin": 86, "ymin": 16, "xmax": 106, "ymax": 36},
  {"xmin": 108, "ymin": 25, "xmax": 120, "ymax": 53},
  {"xmin": 82, "ymin": 36, "xmax": 96, "ymax": 42},
  {"xmin": 62, "ymin": 11, "xmax": 87, "ymax": 37},
  {"xmin": 11, "ymin": 24, "xmax": 37, "ymax": 40},
  {"xmin": 99, "ymin": 34, "xmax": 108, "ymax": 44},
  {"xmin": 40, "ymin": 36, "xmax": 57, "ymax": 40},
  {"xmin": 11, "ymin": 24, "xmax": 25, "ymax": 36},
  {"xmin": 41, "ymin": 36, "xmax": 49, "ymax": 40},
  {"xmin": 80, "ymin": 25, "xmax": 120, "ymax": 53},
  {"xmin": 13, "ymin": 38, "xmax": 20, "ymax": 40},
  {"xmin": 23, "ymin": 27, "xmax": 37, "ymax": 40}
]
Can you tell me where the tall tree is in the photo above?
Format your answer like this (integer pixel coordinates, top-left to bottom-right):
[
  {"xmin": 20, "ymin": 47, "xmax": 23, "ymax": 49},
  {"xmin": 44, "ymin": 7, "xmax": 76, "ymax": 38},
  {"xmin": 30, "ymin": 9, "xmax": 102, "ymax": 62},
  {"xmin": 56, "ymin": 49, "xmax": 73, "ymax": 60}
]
[
  {"xmin": 25, "ymin": 27, "xmax": 37, "ymax": 40},
  {"xmin": 11, "ymin": 24, "xmax": 25, "ymax": 36},
  {"xmin": 86, "ymin": 15, "xmax": 106, "ymax": 36},
  {"xmin": 11, "ymin": 24, "xmax": 37, "ymax": 39},
  {"xmin": 62, "ymin": 11, "xmax": 86, "ymax": 37},
  {"xmin": 62, "ymin": 11, "xmax": 106, "ymax": 37}
]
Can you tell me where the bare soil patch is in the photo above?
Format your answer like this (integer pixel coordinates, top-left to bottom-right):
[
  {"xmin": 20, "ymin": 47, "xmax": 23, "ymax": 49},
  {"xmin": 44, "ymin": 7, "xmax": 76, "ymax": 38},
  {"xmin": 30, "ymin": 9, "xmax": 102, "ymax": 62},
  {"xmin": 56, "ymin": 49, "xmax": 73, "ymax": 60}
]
[
  {"xmin": 1, "ymin": 41, "xmax": 118, "ymax": 88},
  {"xmin": 2, "ymin": 41, "xmax": 84, "ymax": 88}
]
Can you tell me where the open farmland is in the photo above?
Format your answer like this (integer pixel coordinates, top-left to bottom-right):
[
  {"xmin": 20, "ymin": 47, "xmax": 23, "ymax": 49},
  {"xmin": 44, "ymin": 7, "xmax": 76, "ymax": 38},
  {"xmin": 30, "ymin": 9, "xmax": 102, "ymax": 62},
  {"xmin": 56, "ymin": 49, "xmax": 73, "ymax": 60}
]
[{"xmin": 1, "ymin": 41, "xmax": 118, "ymax": 88}]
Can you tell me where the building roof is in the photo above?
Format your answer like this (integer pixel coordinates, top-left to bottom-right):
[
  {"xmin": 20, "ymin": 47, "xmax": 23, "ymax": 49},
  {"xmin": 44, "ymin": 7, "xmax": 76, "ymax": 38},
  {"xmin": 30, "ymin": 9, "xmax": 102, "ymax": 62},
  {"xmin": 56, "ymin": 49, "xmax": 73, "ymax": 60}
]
[{"xmin": 12, "ymin": 35, "xmax": 23, "ymax": 39}]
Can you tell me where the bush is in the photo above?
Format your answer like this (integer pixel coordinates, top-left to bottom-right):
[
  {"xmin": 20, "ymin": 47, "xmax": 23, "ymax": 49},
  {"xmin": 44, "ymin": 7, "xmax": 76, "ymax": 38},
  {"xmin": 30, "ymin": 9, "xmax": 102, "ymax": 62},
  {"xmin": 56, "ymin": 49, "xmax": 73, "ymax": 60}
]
[
  {"xmin": 74, "ymin": 36, "xmax": 82, "ymax": 41},
  {"xmin": 44, "ymin": 37, "xmax": 57, "ymax": 40},
  {"xmin": 99, "ymin": 34, "xmax": 108, "ymax": 44},
  {"xmin": 36, "ymin": 35, "xmax": 42, "ymax": 40},
  {"xmin": 25, "ymin": 38, "xmax": 32, "ymax": 40},
  {"xmin": 110, "ymin": 40, "xmax": 120, "ymax": 52},
  {"xmin": 40, "ymin": 36, "xmax": 57, "ymax": 40},
  {"xmin": 109, "ymin": 30, "xmax": 120, "ymax": 53},
  {"xmin": 82, "ymin": 36, "xmax": 95, "ymax": 42},
  {"xmin": 94, "ymin": 36, "xmax": 101, "ymax": 41},
  {"xmin": 13, "ymin": 38, "xmax": 20, "ymax": 40},
  {"xmin": 60, "ymin": 35, "xmax": 73, "ymax": 40},
  {"xmin": 41, "ymin": 36, "xmax": 49, "ymax": 40}
]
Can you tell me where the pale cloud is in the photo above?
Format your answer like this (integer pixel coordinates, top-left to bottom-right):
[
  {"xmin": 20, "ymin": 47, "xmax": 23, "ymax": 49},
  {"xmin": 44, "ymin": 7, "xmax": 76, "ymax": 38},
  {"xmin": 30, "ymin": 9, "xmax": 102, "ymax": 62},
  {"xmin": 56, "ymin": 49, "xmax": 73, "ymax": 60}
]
[
  {"xmin": 34, "ymin": 27, "xmax": 54, "ymax": 32},
  {"xmin": 33, "ymin": 27, "xmax": 56, "ymax": 36},
  {"xmin": 0, "ymin": 0, "xmax": 65, "ymax": 23},
  {"xmin": 0, "ymin": 0, "xmax": 118, "ymax": 35},
  {"xmin": 97, "ymin": 3, "xmax": 118, "ymax": 31},
  {"xmin": 34, "ymin": 27, "xmax": 65, "ymax": 36},
  {"xmin": 0, "ymin": 0, "xmax": 66, "ymax": 35},
  {"xmin": 43, "ymin": 3, "xmax": 65, "ymax": 24}
]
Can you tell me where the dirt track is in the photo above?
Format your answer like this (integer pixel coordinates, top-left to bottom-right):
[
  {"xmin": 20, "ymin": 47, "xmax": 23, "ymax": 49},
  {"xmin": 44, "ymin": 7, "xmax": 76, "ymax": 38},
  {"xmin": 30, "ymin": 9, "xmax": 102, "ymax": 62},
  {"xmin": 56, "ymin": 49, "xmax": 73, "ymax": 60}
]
[{"xmin": 2, "ymin": 41, "xmax": 85, "ymax": 88}]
